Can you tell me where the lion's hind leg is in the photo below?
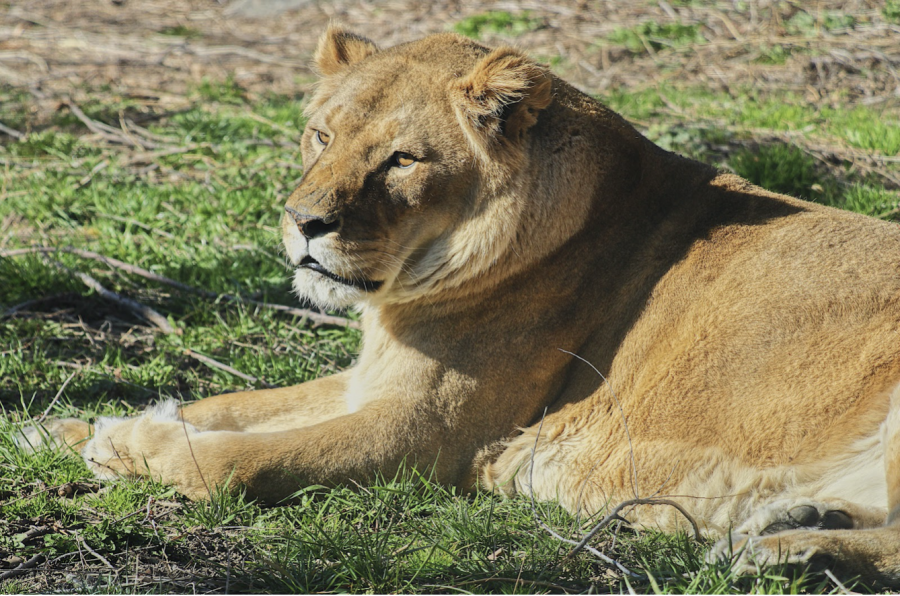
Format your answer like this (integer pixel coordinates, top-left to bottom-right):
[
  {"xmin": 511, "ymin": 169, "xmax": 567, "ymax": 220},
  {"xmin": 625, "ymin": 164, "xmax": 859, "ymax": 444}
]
[
  {"xmin": 886, "ymin": 384, "xmax": 900, "ymax": 525},
  {"xmin": 711, "ymin": 523, "xmax": 900, "ymax": 587},
  {"xmin": 710, "ymin": 386, "xmax": 900, "ymax": 587}
]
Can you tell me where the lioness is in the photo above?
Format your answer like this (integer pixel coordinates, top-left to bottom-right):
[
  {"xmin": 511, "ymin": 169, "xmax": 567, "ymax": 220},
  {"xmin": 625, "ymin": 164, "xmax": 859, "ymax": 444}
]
[{"xmin": 23, "ymin": 28, "xmax": 900, "ymax": 584}]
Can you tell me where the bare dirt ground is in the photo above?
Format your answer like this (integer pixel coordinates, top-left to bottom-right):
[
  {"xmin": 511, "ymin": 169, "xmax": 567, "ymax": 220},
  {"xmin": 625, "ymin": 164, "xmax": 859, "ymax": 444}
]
[{"xmin": 1, "ymin": 0, "xmax": 898, "ymax": 129}]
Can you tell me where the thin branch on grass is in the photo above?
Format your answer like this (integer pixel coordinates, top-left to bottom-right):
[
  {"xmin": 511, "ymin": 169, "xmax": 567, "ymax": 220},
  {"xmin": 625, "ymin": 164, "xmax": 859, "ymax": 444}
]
[
  {"xmin": 2, "ymin": 246, "xmax": 205, "ymax": 293},
  {"xmin": 65, "ymin": 100, "xmax": 152, "ymax": 149},
  {"xmin": 2, "ymin": 292, "xmax": 78, "ymax": 318},
  {"xmin": 710, "ymin": 9, "xmax": 744, "ymax": 41},
  {"xmin": 43, "ymin": 256, "xmax": 177, "ymax": 334},
  {"xmin": 35, "ymin": 370, "xmax": 77, "ymax": 423},
  {"xmin": 527, "ymin": 408, "xmax": 643, "ymax": 579},
  {"xmin": 0, "ymin": 554, "xmax": 45, "ymax": 581},
  {"xmin": 184, "ymin": 348, "xmax": 275, "ymax": 388},
  {"xmin": 121, "ymin": 118, "xmax": 179, "ymax": 144},
  {"xmin": 0, "ymin": 246, "xmax": 360, "ymax": 329},
  {"xmin": 17, "ymin": 525, "xmax": 51, "ymax": 543},
  {"xmin": 0, "ymin": 120, "xmax": 25, "ymax": 139},
  {"xmin": 76, "ymin": 533, "xmax": 117, "ymax": 572},
  {"xmin": 76, "ymin": 159, "xmax": 110, "ymax": 189},
  {"xmin": 568, "ymin": 498, "xmax": 702, "ymax": 560}
]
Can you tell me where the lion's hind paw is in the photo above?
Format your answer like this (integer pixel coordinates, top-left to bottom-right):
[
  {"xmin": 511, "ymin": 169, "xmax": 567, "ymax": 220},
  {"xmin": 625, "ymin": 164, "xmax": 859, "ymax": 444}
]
[
  {"xmin": 706, "ymin": 498, "xmax": 861, "ymax": 577},
  {"xmin": 706, "ymin": 531, "xmax": 824, "ymax": 577},
  {"xmin": 735, "ymin": 499, "xmax": 854, "ymax": 537}
]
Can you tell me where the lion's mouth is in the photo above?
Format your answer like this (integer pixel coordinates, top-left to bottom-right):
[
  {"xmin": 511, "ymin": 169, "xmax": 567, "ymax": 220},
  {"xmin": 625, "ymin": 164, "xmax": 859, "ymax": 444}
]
[{"xmin": 299, "ymin": 255, "xmax": 383, "ymax": 292}]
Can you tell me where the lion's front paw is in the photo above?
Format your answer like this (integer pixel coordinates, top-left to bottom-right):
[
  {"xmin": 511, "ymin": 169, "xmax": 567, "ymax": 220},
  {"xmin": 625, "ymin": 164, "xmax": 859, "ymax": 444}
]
[
  {"xmin": 81, "ymin": 415, "xmax": 139, "ymax": 479},
  {"xmin": 15, "ymin": 418, "xmax": 93, "ymax": 453},
  {"xmin": 81, "ymin": 400, "xmax": 190, "ymax": 480},
  {"xmin": 735, "ymin": 499, "xmax": 854, "ymax": 537}
]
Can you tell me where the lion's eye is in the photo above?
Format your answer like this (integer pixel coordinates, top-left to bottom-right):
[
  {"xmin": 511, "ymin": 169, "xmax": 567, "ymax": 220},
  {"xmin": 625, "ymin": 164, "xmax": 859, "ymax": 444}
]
[
  {"xmin": 314, "ymin": 130, "xmax": 331, "ymax": 146},
  {"xmin": 393, "ymin": 152, "xmax": 416, "ymax": 169}
]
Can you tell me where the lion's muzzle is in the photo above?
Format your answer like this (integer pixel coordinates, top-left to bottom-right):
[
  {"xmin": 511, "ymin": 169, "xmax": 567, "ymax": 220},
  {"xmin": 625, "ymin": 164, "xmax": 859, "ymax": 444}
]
[{"xmin": 285, "ymin": 205, "xmax": 342, "ymax": 239}]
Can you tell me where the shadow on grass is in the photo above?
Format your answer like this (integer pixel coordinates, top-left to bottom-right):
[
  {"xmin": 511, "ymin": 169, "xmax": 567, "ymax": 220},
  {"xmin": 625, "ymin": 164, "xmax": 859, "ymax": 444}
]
[
  {"xmin": 647, "ymin": 124, "xmax": 898, "ymax": 219},
  {"xmin": 0, "ymin": 253, "xmax": 355, "ymax": 417}
]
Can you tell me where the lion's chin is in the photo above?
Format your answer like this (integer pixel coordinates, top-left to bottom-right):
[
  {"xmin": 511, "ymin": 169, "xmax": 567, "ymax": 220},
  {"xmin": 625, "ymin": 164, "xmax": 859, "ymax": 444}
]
[{"xmin": 292, "ymin": 267, "xmax": 368, "ymax": 310}]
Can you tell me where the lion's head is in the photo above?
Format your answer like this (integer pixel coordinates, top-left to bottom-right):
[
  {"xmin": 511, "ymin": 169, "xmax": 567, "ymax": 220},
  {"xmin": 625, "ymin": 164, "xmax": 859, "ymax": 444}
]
[{"xmin": 281, "ymin": 28, "xmax": 604, "ymax": 310}]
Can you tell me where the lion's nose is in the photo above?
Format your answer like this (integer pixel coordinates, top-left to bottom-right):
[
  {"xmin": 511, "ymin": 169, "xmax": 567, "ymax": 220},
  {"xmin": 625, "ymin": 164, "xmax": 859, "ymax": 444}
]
[{"xmin": 285, "ymin": 206, "xmax": 341, "ymax": 238}]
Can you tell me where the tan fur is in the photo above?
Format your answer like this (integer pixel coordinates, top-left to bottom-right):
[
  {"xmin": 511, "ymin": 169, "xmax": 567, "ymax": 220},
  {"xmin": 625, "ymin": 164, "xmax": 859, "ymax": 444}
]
[{"xmin": 27, "ymin": 28, "xmax": 900, "ymax": 585}]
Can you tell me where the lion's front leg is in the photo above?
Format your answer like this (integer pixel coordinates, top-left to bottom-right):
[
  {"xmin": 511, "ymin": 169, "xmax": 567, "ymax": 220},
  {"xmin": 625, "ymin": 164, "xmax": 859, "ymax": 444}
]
[
  {"xmin": 80, "ymin": 392, "xmax": 448, "ymax": 502},
  {"xmin": 80, "ymin": 372, "xmax": 352, "ymax": 500},
  {"xmin": 179, "ymin": 372, "xmax": 351, "ymax": 432}
]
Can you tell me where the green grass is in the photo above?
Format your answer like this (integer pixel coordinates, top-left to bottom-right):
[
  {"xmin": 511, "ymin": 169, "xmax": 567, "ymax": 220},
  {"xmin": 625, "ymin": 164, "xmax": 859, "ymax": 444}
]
[
  {"xmin": 157, "ymin": 25, "xmax": 202, "ymax": 39},
  {"xmin": 607, "ymin": 21, "xmax": 706, "ymax": 54},
  {"xmin": 1, "ymin": 71, "xmax": 898, "ymax": 592},
  {"xmin": 883, "ymin": 0, "xmax": 900, "ymax": 24},
  {"xmin": 754, "ymin": 43, "xmax": 796, "ymax": 65},
  {"xmin": 603, "ymin": 84, "xmax": 899, "ymax": 218},
  {"xmin": 452, "ymin": 11, "xmax": 542, "ymax": 39}
]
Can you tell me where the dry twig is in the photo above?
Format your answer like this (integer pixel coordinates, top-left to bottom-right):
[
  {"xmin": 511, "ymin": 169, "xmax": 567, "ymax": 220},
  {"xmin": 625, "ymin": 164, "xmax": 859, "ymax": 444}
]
[
  {"xmin": 76, "ymin": 159, "xmax": 110, "ymax": 189},
  {"xmin": 568, "ymin": 498, "xmax": 702, "ymax": 559},
  {"xmin": 184, "ymin": 348, "xmax": 275, "ymax": 388},
  {"xmin": 1, "ymin": 292, "xmax": 77, "ymax": 318},
  {"xmin": 0, "ymin": 554, "xmax": 45, "ymax": 581},
  {"xmin": 65, "ymin": 100, "xmax": 153, "ymax": 149},
  {"xmin": 43, "ymin": 255, "xmax": 177, "ymax": 334},
  {"xmin": 17, "ymin": 525, "xmax": 52, "ymax": 543},
  {"xmin": 0, "ymin": 246, "xmax": 360, "ymax": 329},
  {"xmin": 76, "ymin": 533, "xmax": 117, "ymax": 571},
  {"xmin": 35, "ymin": 370, "xmax": 77, "ymax": 424},
  {"xmin": 0, "ymin": 120, "xmax": 25, "ymax": 139}
]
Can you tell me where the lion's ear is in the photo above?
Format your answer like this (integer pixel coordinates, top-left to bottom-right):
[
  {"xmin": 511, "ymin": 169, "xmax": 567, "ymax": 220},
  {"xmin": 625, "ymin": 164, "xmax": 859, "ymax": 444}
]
[
  {"xmin": 453, "ymin": 47, "xmax": 552, "ymax": 156},
  {"xmin": 314, "ymin": 26, "xmax": 378, "ymax": 76}
]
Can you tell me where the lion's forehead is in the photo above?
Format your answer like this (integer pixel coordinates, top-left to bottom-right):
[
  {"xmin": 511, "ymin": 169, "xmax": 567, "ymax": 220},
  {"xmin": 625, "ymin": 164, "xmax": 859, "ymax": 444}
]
[
  {"xmin": 322, "ymin": 74, "xmax": 462, "ymax": 158},
  {"xmin": 331, "ymin": 63, "xmax": 452, "ymax": 118},
  {"xmin": 311, "ymin": 37, "xmax": 492, "ymax": 157}
]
